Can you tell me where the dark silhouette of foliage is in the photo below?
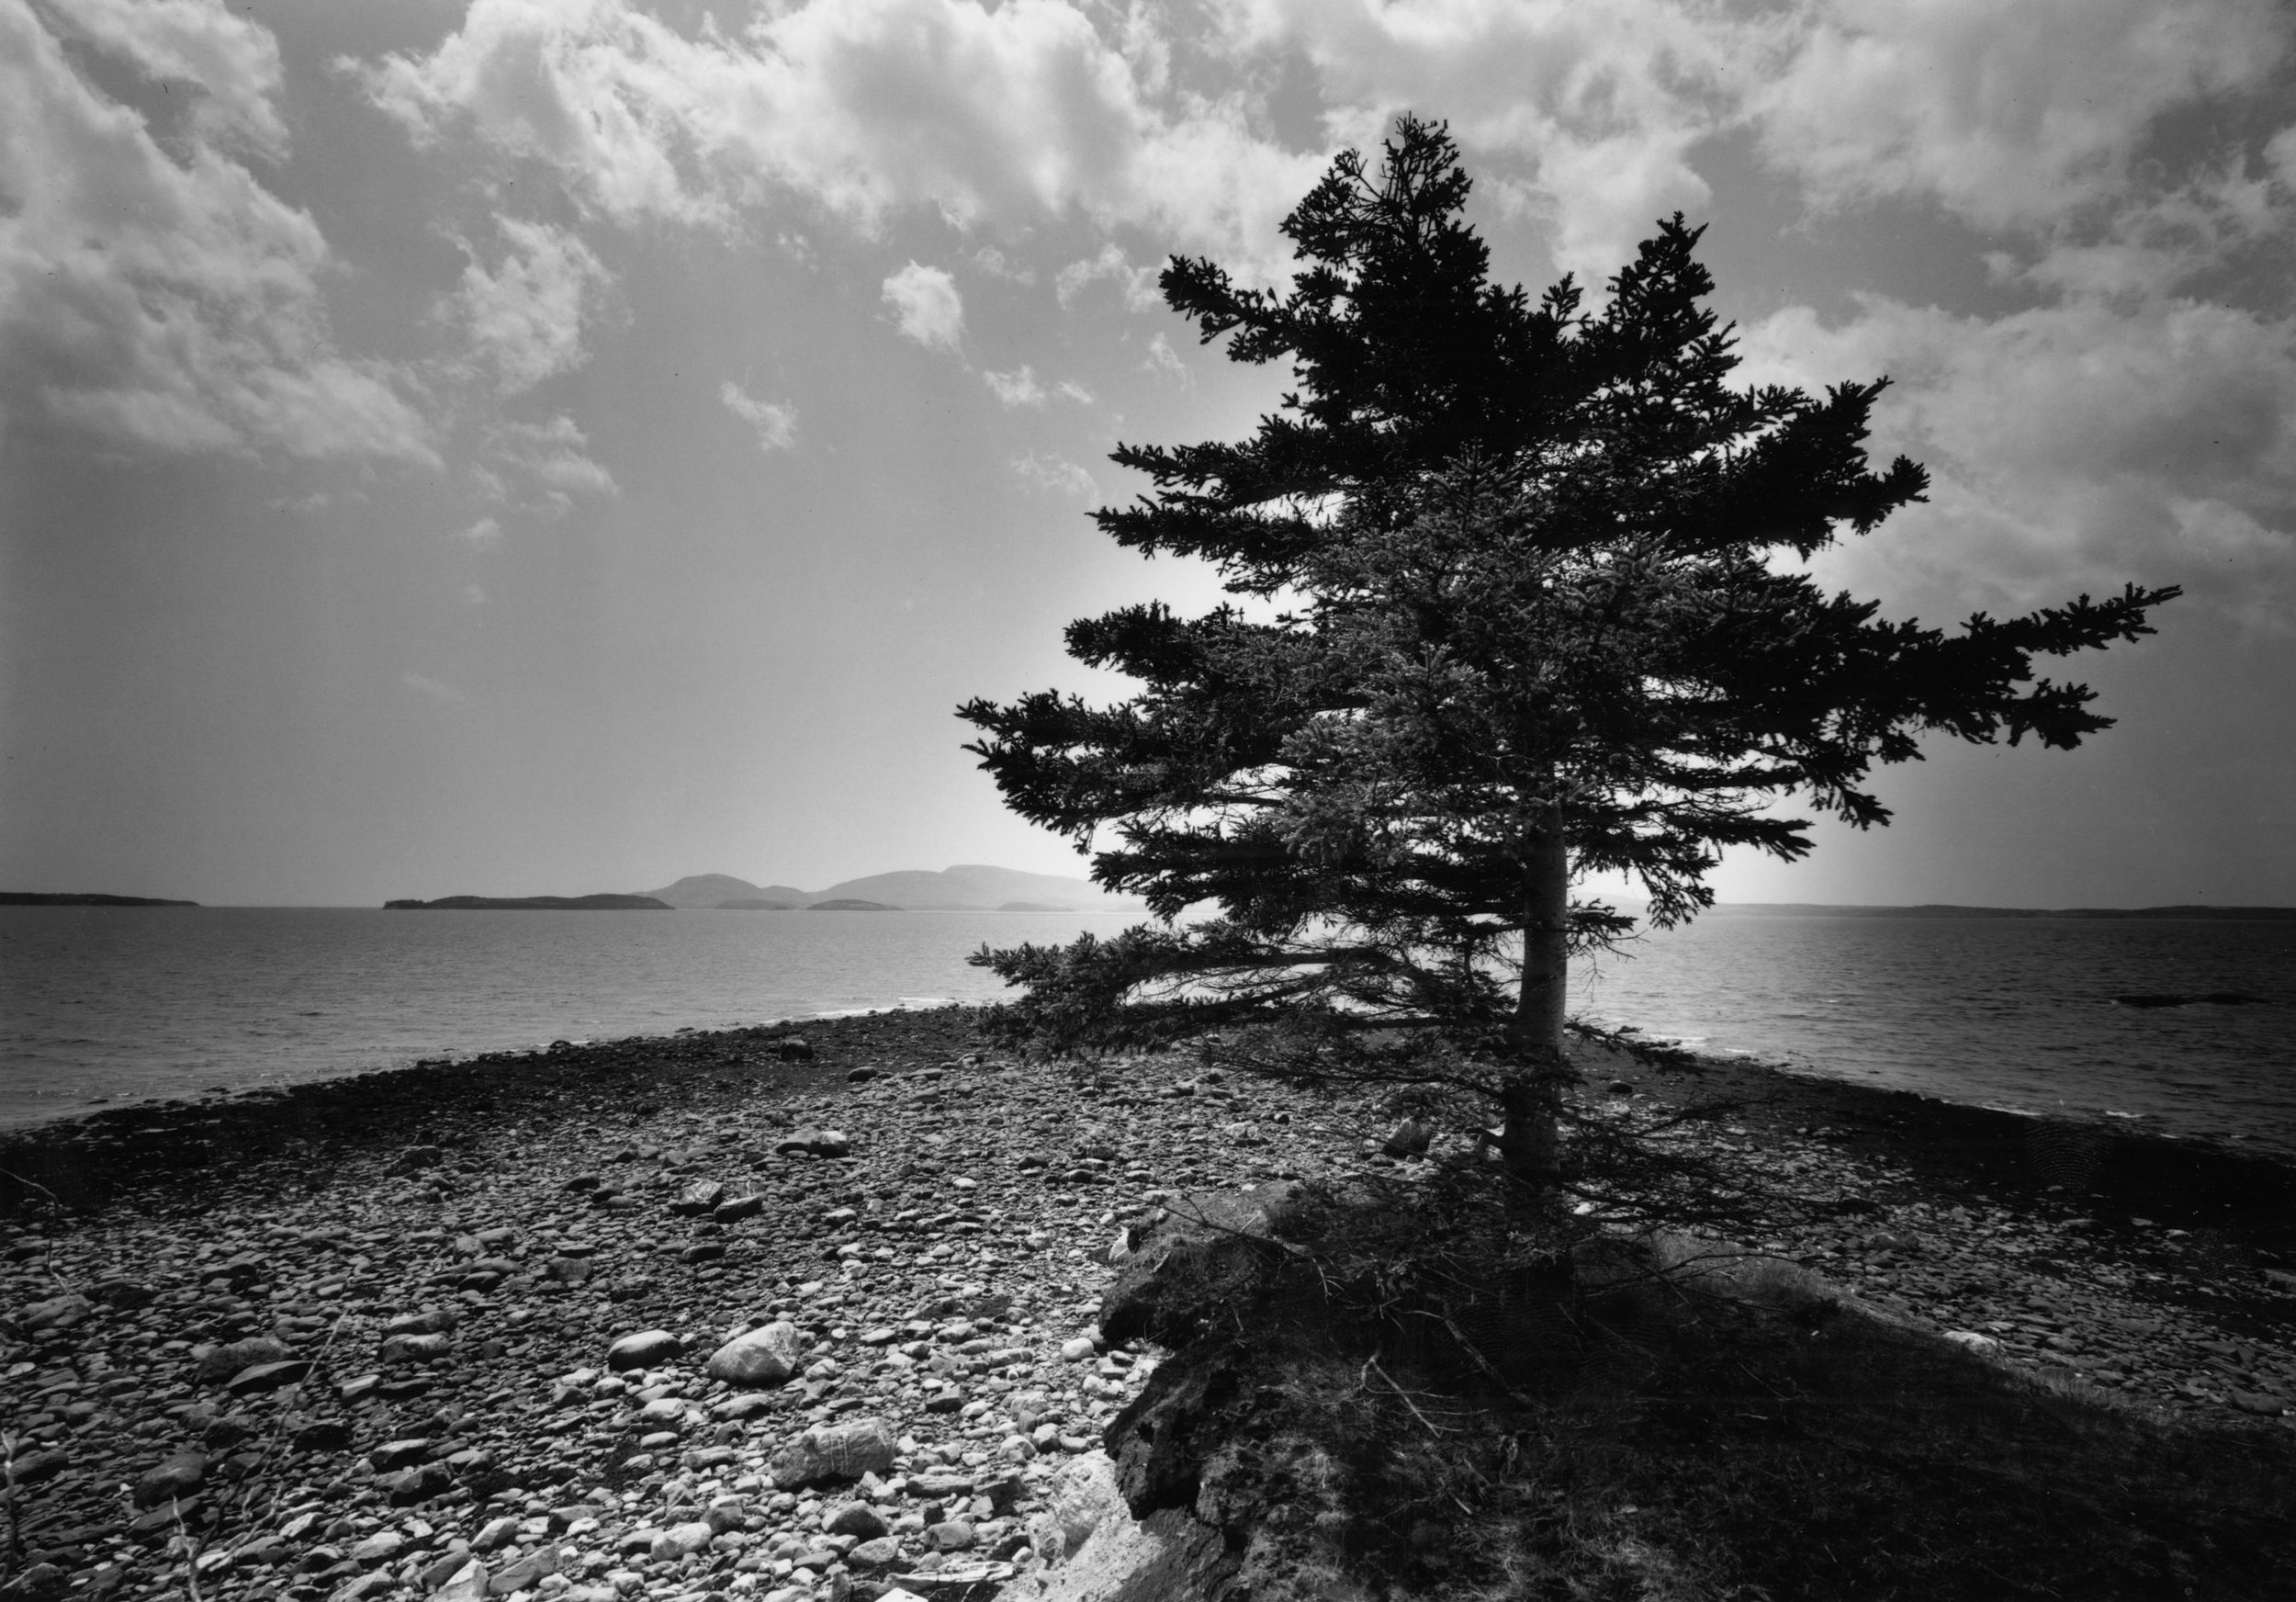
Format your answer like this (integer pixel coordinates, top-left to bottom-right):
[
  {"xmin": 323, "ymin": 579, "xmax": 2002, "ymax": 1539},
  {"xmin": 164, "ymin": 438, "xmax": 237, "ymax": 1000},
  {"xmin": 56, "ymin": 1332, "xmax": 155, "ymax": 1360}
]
[{"xmin": 959, "ymin": 115, "xmax": 2178, "ymax": 1184}]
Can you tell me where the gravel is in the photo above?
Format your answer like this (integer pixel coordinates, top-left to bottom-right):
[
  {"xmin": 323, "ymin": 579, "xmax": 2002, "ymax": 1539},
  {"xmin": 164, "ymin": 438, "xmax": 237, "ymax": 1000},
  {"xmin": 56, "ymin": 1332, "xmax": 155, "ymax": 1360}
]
[{"xmin": 2, "ymin": 1008, "xmax": 2290, "ymax": 1602}]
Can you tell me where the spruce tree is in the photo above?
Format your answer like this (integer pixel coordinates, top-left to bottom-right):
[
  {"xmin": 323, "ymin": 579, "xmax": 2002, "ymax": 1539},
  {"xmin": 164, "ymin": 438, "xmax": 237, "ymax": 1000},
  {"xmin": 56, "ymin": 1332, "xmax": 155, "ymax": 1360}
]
[{"xmin": 958, "ymin": 116, "xmax": 2178, "ymax": 1189}]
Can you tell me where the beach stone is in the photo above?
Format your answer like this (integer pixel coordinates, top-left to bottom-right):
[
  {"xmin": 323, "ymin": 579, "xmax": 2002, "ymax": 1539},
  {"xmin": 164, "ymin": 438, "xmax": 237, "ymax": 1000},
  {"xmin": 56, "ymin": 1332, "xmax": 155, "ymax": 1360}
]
[
  {"xmin": 349, "ymin": 1531, "xmax": 406, "ymax": 1564},
  {"xmin": 925, "ymin": 1520, "xmax": 975, "ymax": 1551},
  {"xmin": 132, "ymin": 1450, "xmax": 207, "ymax": 1508},
  {"xmin": 380, "ymin": 1333, "xmax": 452, "ymax": 1365},
  {"xmin": 714, "ymin": 1194, "xmax": 765, "ymax": 1224},
  {"xmin": 384, "ymin": 1308, "xmax": 458, "ymax": 1337},
  {"xmin": 17, "ymin": 1292, "xmax": 92, "ymax": 1333},
  {"xmin": 605, "ymin": 1329, "xmax": 683, "ymax": 1371},
  {"xmin": 1943, "ymin": 1330, "xmax": 2002, "ymax": 1354},
  {"xmin": 670, "ymin": 1179, "xmax": 726, "ymax": 1216},
  {"xmin": 369, "ymin": 1438, "xmax": 433, "ymax": 1470},
  {"xmin": 89, "ymin": 1278, "xmax": 157, "ymax": 1309},
  {"xmin": 825, "ymin": 1502, "xmax": 890, "ymax": 1540},
  {"xmin": 767, "ymin": 1416, "xmax": 897, "ymax": 1488},
  {"xmin": 228, "ymin": 1359, "xmax": 312, "ymax": 1394},
  {"xmin": 202, "ymin": 1414, "xmax": 259, "ymax": 1450},
  {"xmin": 430, "ymin": 1558, "xmax": 489, "ymax": 1602},
  {"xmin": 1043, "ymin": 1450, "xmax": 1127, "ymax": 1559},
  {"xmin": 1380, "ymin": 1120, "xmax": 1433, "ymax": 1158},
  {"xmin": 383, "ymin": 1462, "xmax": 454, "ymax": 1505},
  {"xmin": 649, "ymin": 1522, "xmax": 715, "ymax": 1561},
  {"xmin": 706, "ymin": 1321, "xmax": 803, "ymax": 1387},
  {"xmin": 488, "ymin": 1548, "xmax": 560, "ymax": 1594},
  {"xmin": 0, "ymin": 1563, "xmax": 70, "ymax": 1602},
  {"xmin": 847, "ymin": 1536, "xmax": 904, "ymax": 1571},
  {"xmin": 291, "ymin": 1417, "xmax": 354, "ymax": 1451},
  {"xmin": 776, "ymin": 1127, "xmax": 852, "ymax": 1158},
  {"xmin": 472, "ymin": 1517, "xmax": 520, "ymax": 1552},
  {"xmin": 387, "ymin": 1145, "xmax": 445, "ymax": 1175},
  {"xmin": 8, "ymin": 1449, "xmax": 69, "ymax": 1486},
  {"xmin": 195, "ymin": 1336, "xmax": 291, "ymax": 1384},
  {"xmin": 778, "ymin": 1037, "xmax": 814, "ymax": 1061}
]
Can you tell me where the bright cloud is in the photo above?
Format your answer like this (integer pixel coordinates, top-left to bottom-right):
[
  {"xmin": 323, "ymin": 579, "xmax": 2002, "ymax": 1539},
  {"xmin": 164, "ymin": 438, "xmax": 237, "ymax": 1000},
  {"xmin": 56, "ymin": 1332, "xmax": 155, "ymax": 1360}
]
[
  {"xmin": 1210, "ymin": 0, "xmax": 1744, "ymax": 280},
  {"xmin": 1739, "ymin": 293, "xmax": 2296, "ymax": 626},
  {"xmin": 453, "ymin": 220, "xmax": 610, "ymax": 393},
  {"xmin": 46, "ymin": 0, "xmax": 291, "ymax": 159},
  {"xmin": 356, "ymin": 0, "xmax": 1321, "ymax": 269},
  {"xmin": 1055, "ymin": 243, "xmax": 1160, "ymax": 309},
  {"xmin": 720, "ymin": 381, "xmax": 797, "ymax": 451},
  {"xmin": 882, "ymin": 263, "xmax": 964, "ymax": 351},
  {"xmin": 457, "ymin": 516, "xmax": 504, "ymax": 546},
  {"xmin": 478, "ymin": 414, "xmax": 617, "ymax": 514},
  {"xmin": 0, "ymin": 0, "xmax": 433, "ymax": 462},
  {"xmin": 1750, "ymin": 0, "xmax": 2290, "ymax": 231},
  {"xmin": 983, "ymin": 367, "xmax": 1046, "ymax": 407},
  {"xmin": 1141, "ymin": 332, "xmax": 1190, "ymax": 384}
]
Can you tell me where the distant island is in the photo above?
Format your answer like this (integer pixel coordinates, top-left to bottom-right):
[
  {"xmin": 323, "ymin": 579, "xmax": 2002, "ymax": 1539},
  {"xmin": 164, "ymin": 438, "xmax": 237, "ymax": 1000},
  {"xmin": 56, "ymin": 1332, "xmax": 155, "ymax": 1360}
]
[
  {"xmin": 806, "ymin": 898, "xmax": 898, "ymax": 911},
  {"xmin": 384, "ymin": 894, "xmax": 671, "ymax": 910},
  {"xmin": 640, "ymin": 863, "xmax": 1148, "ymax": 913},
  {"xmin": 0, "ymin": 891, "xmax": 199, "ymax": 907}
]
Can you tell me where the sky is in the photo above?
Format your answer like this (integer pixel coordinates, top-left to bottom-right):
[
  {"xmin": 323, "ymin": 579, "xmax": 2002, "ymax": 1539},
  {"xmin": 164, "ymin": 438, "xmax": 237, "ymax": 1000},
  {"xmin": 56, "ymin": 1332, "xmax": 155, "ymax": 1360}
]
[{"xmin": 2, "ymin": 0, "xmax": 2292, "ymax": 910}]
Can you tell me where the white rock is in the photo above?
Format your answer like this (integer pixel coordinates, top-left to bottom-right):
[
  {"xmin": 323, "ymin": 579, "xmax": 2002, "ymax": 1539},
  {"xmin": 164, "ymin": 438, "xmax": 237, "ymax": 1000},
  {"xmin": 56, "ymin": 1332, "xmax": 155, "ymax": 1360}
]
[
  {"xmin": 1058, "ymin": 1337, "xmax": 1097, "ymax": 1363},
  {"xmin": 707, "ymin": 1322, "xmax": 805, "ymax": 1388},
  {"xmin": 1943, "ymin": 1329, "xmax": 2002, "ymax": 1353}
]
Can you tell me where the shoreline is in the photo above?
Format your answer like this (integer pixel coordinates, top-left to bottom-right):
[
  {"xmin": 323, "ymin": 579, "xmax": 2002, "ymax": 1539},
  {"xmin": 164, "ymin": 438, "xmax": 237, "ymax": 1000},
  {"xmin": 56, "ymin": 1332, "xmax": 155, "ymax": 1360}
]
[{"xmin": 3, "ymin": 1010, "xmax": 2292, "ymax": 1599}]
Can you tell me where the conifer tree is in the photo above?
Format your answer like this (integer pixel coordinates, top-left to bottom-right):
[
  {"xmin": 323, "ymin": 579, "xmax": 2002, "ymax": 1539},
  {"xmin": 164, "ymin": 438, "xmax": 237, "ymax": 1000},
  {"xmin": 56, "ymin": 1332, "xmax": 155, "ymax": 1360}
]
[{"xmin": 958, "ymin": 116, "xmax": 2178, "ymax": 1189}]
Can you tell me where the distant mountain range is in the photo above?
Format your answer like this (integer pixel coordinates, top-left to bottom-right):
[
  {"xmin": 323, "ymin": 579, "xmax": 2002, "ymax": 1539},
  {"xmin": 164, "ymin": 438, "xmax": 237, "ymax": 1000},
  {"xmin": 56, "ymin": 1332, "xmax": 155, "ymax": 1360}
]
[{"xmin": 639, "ymin": 864, "xmax": 1147, "ymax": 912}]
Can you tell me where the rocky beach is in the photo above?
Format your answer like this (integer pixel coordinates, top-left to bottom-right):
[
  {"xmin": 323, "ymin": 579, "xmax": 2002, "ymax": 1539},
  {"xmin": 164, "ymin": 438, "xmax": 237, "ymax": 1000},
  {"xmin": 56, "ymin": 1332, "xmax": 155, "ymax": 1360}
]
[{"xmin": 4, "ymin": 1009, "xmax": 2294, "ymax": 1602}]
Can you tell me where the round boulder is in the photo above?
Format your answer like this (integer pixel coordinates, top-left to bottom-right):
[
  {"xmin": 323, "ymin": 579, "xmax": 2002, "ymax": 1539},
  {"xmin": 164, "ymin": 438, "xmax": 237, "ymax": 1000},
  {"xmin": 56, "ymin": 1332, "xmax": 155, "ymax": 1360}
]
[{"xmin": 605, "ymin": 1329, "xmax": 684, "ymax": 1371}]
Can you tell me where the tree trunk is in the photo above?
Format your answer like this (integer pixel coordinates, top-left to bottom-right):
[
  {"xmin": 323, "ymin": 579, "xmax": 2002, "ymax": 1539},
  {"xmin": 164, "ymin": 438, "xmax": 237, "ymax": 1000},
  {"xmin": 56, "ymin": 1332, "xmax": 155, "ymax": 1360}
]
[{"xmin": 1499, "ymin": 803, "xmax": 1571, "ymax": 1187}]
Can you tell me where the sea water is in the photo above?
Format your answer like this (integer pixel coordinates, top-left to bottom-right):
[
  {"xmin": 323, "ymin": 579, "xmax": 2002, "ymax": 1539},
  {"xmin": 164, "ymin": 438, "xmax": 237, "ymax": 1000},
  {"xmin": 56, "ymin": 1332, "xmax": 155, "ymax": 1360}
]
[{"xmin": 3, "ymin": 906, "xmax": 2291, "ymax": 1155}]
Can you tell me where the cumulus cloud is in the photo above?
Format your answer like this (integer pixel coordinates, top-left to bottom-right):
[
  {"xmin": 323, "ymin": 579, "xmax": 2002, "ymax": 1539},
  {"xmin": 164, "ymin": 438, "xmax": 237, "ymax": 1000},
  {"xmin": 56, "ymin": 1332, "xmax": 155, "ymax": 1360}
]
[
  {"xmin": 0, "ymin": 0, "xmax": 433, "ymax": 462},
  {"xmin": 457, "ymin": 516, "xmax": 504, "ymax": 546},
  {"xmin": 452, "ymin": 220, "xmax": 611, "ymax": 393},
  {"xmin": 1210, "ymin": 0, "xmax": 1742, "ymax": 279},
  {"xmin": 355, "ymin": 0, "xmax": 1321, "ymax": 270},
  {"xmin": 478, "ymin": 414, "xmax": 617, "ymax": 514},
  {"xmin": 1749, "ymin": 0, "xmax": 2290, "ymax": 231},
  {"xmin": 1739, "ymin": 293, "xmax": 2296, "ymax": 626},
  {"xmin": 43, "ymin": 0, "xmax": 291, "ymax": 159},
  {"xmin": 882, "ymin": 262, "xmax": 964, "ymax": 351},
  {"xmin": 983, "ymin": 367, "xmax": 1046, "ymax": 407},
  {"xmin": 720, "ymin": 381, "xmax": 797, "ymax": 451},
  {"xmin": 1055, "ymin": 243, "xmax": 1161, "ymax": 309},
  {"xmin": 1012, "ymin": 450, "xmax": 1098, "ymax": 498},
  {"xmin": 1141, "ymin": 332, "xmax": 1190, "ymax": 384}
]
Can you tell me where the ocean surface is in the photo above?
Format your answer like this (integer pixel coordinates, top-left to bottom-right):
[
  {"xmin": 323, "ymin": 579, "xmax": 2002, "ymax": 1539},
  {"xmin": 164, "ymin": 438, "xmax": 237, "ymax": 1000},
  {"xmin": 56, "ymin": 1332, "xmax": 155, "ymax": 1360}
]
[{"xmin": 3, "ymin": 906, "xmax": 2292, "ymax": 1156}]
